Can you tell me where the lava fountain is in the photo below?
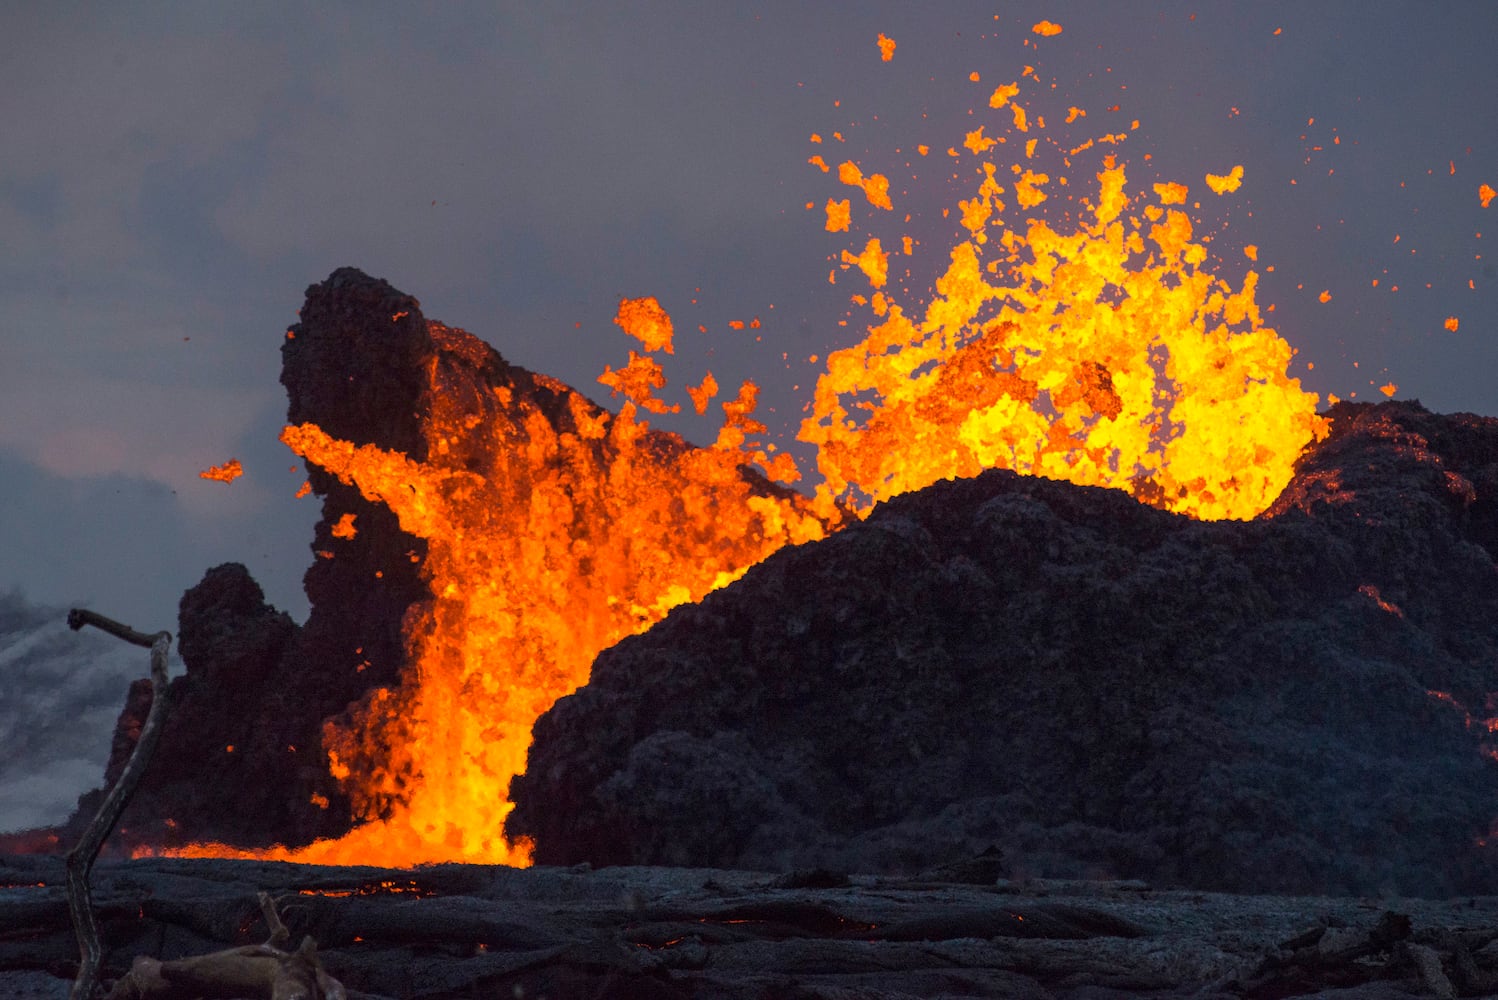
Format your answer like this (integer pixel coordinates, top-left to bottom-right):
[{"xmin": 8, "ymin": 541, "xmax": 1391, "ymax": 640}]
[{"xmin": 163, "ymin": 20, "xmax": 1324, "ymax": 865}]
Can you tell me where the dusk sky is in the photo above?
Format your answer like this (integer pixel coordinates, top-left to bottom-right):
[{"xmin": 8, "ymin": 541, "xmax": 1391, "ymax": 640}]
[{"xmin": 2, "ymin": 2, "xmax": 1496, "ymax": 631}]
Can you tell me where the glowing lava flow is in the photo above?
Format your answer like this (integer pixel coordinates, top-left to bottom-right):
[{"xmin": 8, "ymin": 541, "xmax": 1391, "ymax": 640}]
[
  {"xmin": 166, "ymin": 26, "xmax": 1328, "ymax": 867},
  {"xmin": 253, "ymin": 318, "xmax": 823, "ymax": 866}
]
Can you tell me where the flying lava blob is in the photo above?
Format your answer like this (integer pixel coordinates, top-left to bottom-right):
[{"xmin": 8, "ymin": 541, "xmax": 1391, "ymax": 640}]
[{"xmin": 198, "ymin": 459, "xmax": 244, "ymax": 484}]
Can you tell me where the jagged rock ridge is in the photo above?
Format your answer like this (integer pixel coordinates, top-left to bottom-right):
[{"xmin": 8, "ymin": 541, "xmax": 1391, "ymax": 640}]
[{"xmin": 64, "ymin": 270, "xmax": 443, "ymax": 849}]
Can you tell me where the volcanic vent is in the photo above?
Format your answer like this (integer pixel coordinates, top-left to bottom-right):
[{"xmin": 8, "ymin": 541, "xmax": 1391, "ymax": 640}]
[{"xmin": 60, "ymin": 45, "xmax": 1366, "ymax": 870}]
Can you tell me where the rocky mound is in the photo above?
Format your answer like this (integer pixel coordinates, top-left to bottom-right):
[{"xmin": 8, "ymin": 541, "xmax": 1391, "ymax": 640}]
[{"xmin": 508, "ymin": 400, "xmax": 1498, "ymax": 896}]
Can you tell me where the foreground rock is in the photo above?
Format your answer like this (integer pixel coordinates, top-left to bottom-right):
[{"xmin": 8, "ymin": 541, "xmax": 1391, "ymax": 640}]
[
  {"xmin": 510, "ymin": 400, "xmax": 1498, "ymax": 896},
  {"xmin": 6, "ymin": 856, "xmax": 1498, "ymax": 998}
]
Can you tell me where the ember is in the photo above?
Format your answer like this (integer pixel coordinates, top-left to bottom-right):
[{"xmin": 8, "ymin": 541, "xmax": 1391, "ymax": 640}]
[
  {"xmin": 294, "ymin": 879, "xmax": 433, "ymax": 898},
  {"xmin": 197, "ymin": 459, "xmax": 244, "ymax": 484}
]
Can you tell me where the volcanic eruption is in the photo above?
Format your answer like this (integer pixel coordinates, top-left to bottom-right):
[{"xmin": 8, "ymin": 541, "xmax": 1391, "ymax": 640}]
[{"xmin": 39, "ymin": 21, "xmax": 1498, "ymax": 895}]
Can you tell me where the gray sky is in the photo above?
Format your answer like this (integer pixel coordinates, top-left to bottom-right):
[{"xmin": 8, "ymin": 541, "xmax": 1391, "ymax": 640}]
[{"xmin": 2, "ymin": 2, "xmax": 1495, "ymax": 627}]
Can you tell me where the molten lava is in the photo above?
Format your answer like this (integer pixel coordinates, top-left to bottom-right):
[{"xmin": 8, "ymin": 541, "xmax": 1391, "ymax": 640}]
[
  {"xmin": 251, "ymin": 317, "xmax": 823, "ymax": 866},
  {"xmin": 801, "ymin": 149, "xmax": 1324, "ymax": 522},
  {"xmin": 198, "ymin": 459, "xmax": 244, "ymax": 484},
  {"xmin": 799, "ymin": 57, "xmax": 1325, "ymax": 522},
  {"xmin": 167, "ymin": 25, "xmax": 1329, "ymax": 866}
]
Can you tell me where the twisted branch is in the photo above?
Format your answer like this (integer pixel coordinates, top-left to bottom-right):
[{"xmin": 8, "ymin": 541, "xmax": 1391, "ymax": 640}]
[{"xmin": 65, "ymin": 609, "xmax": 173, "ymax": 1000}]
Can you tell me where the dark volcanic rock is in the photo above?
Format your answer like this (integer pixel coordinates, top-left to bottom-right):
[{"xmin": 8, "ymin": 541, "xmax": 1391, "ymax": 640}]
[
  {"xmin": 281, "ymin": 266, "xmax": 433, "ymax": 459},
  {"xmin": 7, "ymin": 856, "xmax": 1498, "ymax": 999},
  {"xmin": 509, "ymin": 400, "xmax": 1498, "ymax": 896},
  {"xmin": 66, "ymin": 270, "xmax": 463, "ymax": 849},
  {"xmin": 281, "ymin": 268, "xmax": 433, "ymax": 744},
  {"xmin": 69, "ymin": 564, "xmax": 345, "ymax": 849}
]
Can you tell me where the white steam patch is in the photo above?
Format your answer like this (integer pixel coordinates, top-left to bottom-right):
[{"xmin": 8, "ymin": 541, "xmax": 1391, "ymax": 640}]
[{"xmin": 0, "ymin": 592, "xmax": 143, "ymax": 833}]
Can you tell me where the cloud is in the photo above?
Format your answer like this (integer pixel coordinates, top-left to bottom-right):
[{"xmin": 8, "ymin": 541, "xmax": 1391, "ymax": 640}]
[
  {"xmin": 0, "ymin": 11, "xmax": 289, "ymax": 272},
  {"xmin": 0, "ymin": 448, "xmax": 206, "ymax": 626},
  {"xmin": 207, "ymin": 7, "xmax": 826, "ymax": 289}
]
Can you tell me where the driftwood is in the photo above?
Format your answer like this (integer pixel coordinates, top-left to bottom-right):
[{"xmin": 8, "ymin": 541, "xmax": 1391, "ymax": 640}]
[
  {"xmin": 64, "ymin": 610, "xmax": 173, "ymax": 1000},
  {"xmin": 104, "ymin": 892, "xmax": 345, "ymax": 1000}
]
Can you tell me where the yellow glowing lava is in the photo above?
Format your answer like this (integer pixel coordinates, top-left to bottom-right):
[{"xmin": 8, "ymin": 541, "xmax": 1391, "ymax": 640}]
[
  {"xmin": 1205, "ymin": 165, "xmax": 1245, "ymax": 194},
  {"xmin": 802, "ymin": 148, "xmax": 1323, "ymax": 522}
]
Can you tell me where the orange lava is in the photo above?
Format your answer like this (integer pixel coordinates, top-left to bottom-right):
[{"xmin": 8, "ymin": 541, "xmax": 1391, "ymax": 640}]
[
  {"xmin": 161, "ymin": 29, "xmax": 1329, "ymax": 867},
  {"xmin": 838, "ymin": 161, "xmax": 894, "ymax": 210},
  {"xmin": 825, "ymin": 197, "xmax": 851, "ymax": 232},
  {"xmin": 1205, "ymin": 165, "xmax": 1245, "ymax": 194},
  {"xmin": 195, "ymin": 315, "xmax": 822, "ymax": 866},
  {"xmin": 198, "ymin": 459, "xmax": 243, "ymax": 484}
]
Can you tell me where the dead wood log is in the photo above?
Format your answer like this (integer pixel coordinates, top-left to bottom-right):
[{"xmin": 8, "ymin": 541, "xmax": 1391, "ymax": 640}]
[
  {"xmin": 60, "ymin": 611, "xmax": 346, "ymax": 999},
  {"xmin": 1238, "ymin": 910, "xmax": 1415, "ymax": 997},
  {"xmin": 65, "ymin": 609, "xmax": 173, "ymax": 1000},
  {"xmin": 104, "ymin": 893, "xmax": 346, "ymax": 1000}
]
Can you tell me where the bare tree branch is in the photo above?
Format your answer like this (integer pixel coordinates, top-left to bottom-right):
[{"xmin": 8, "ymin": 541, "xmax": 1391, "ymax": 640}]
[
  {"xmin": 257, "ymin": 891, "xmax": 290, "ymax": 949},
  {"xmin": 65, "ymin": 609, "xmax": 173, "ymax": 1000},
  {"xmin": 67, "ymin": 609, "xmax": 169, "ymax": 649}
]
